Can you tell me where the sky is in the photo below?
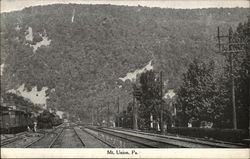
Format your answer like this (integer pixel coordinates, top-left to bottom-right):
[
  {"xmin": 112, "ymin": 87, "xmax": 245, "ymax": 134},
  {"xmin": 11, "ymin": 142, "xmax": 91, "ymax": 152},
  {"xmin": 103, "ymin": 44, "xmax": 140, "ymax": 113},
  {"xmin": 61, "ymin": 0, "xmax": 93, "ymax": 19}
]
[{"xmin": 1, "ymin": 0, "xmax": 249, "ymax": 13}]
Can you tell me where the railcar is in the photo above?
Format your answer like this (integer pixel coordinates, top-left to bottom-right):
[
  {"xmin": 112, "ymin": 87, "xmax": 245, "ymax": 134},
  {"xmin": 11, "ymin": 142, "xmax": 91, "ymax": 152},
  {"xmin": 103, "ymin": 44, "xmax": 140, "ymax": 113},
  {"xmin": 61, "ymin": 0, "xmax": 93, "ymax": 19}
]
[
  {"xmin": 0, "ymin": 106, "xmax": 32, "ymax": 134},
  {"xmin": 37, "ymin": 110, "xmax": 63, "ymax": 129},
  {"xmin": 52, "ymin": 114, "xmax": 63, "ymax": 126}
]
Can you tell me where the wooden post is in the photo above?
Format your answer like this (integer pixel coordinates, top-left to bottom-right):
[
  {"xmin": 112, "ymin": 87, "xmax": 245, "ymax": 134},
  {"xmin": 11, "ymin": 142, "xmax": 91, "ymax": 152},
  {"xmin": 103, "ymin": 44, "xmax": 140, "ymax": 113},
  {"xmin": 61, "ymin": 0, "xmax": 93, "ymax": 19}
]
[
  {"xmin": 117, "ymin": 97, "xmax": 120, "ymax": 127},
  {"xmin": 160, "ymin": 71, "xmax": 165, "ymax": 134},
  {"xmin": 229, "ymin": 28, "xmax": 237, "ymax": 129},
  {"xmin": 107, "ymin": 104, "xmax": 110, "ymax": 127},
  {"xmin": 133, "ymin": 96, "xmax": 138, "ymax": 130}
]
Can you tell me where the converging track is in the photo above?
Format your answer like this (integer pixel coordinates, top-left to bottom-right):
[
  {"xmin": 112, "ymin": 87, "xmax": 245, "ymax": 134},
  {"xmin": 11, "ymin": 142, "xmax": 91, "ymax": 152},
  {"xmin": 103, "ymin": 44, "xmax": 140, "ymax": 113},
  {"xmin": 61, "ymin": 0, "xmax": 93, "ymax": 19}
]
[
  {"xmin": 1, "ymin": 132, "xmax": 44, "ymax": 148},
  {"xmin": 49, "ymin": 127, "xmax": 85, "ymax": 148},
  {"xmin": 27, "ymin": 127, "xmax": 64, "ymax": 148},
  {"xmin": 2, "ymin": 123, "xmax": 246, "ymax": 148},
  {"xmin": 80, "ymin": 127, "xmax": 115, "ymax": 148},
  {"xmin": 1, "ymin": 132, "xmax": 29, "ymax": 146},
  {"xmin": 2, "ymin": 124, "xmax": 64, "ymax": 148},
  {"xmin": 104, "ymin": 127, "xmax": 247, "ymax": 148},
  {"xmin": 85, "ymin": 126, "xmax": 246, "ymax": 148},
  {"xmin": 113, "ymin": 127, "xmax": 248, "ymax": 148}
]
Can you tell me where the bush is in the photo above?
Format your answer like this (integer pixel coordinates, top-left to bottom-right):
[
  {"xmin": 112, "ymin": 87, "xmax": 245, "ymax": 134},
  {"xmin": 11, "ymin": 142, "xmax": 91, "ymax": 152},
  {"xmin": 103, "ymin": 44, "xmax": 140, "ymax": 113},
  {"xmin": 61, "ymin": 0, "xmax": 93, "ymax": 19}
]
[{"xmin": 168, "ymin": 127, "xmax": 249, "ymax": 143}]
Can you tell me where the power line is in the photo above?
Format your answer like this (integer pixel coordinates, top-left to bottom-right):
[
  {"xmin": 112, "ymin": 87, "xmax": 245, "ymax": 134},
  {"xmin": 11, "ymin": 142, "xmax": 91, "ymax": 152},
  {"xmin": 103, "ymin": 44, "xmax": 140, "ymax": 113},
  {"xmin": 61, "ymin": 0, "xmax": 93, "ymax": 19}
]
[{"xmin": 217, "ymin": 26, "xmax": 248, "ymax": 129}]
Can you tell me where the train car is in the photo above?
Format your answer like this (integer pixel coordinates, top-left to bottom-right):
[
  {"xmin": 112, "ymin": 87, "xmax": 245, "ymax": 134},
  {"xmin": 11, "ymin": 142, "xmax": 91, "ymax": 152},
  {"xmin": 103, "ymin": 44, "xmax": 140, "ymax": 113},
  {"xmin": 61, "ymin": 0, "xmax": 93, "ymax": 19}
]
[
  {"xmin": 52, "ymin": 114, "xmax": 63, "ymax": 126},
  {"xmin": 0, "ymin": 106, "xmax": 32, "ymax": 134},
  {"xmin": 37, "ymin": 110, "xmax": 53, "ymax": 129},
  {"xmin": 37, "ymin": 110, "xmax": 63, "ymax": 129}
]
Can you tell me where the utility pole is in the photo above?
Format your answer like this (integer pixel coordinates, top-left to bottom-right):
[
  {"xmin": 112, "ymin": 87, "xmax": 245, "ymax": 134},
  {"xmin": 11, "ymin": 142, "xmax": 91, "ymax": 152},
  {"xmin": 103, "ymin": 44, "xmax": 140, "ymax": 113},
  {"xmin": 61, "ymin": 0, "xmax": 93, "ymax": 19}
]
[
  {"xmin": 91, "ymin": 106, "xmax": 94, "ymax": 126},
  {"xmin": 133, "ymin": 95, "xmax": 138, "ymax": 130},
  {"xmin": 117, "ymin": 97, "xmax": 120, "ymax": 127},
  {"xmin": 132, "ymin": 83, "xmax": 140, "ymax": 130},
  {"xmin": 228, "ymin": 28, "xmax": 237, "ymax": 129},
  {"xmin": 247, "ymin": 18, "xmax": 250, "ymax": 131},
  {"xmin": 217, "ymin": 27, "xmax": 237, "ymax": 129},
  {"xmin": 101, "ymin": 104, "xmax": 104, "ymax": 126},
  {"xmin": 217, "ymin": 26, "xmax": 248, "ymax": 129},
  {"xmin": 159, "ymin": 71, "xmax": 165, "ymax": 134},
  {"xmin": 107, "ymin": 104, "xmax": 110, "ymax": 127}
]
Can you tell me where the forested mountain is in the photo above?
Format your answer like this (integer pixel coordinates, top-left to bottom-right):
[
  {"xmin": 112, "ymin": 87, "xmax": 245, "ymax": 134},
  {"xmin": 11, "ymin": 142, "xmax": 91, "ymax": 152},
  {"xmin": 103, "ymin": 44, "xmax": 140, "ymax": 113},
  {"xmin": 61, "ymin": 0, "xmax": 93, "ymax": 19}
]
[{"xmin": 1, "ymin": 4, "xmax": 249, "ymax": 120}]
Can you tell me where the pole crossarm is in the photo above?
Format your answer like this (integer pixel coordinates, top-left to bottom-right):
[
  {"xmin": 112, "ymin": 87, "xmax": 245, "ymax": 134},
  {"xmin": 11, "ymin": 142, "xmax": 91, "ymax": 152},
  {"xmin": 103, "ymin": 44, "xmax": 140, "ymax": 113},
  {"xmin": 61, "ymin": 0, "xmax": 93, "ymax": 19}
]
[{"xmin": 216, "ymin": 25, "xmax": 249, "ymax": 129}]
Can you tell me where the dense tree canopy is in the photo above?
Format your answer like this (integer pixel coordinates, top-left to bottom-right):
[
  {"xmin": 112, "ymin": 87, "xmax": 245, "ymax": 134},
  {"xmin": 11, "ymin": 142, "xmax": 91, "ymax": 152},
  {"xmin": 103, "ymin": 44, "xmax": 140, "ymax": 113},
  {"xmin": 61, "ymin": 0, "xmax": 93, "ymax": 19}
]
[
  {"xmin": 1, "ymin": 92, "xmax": 41, "ymax": 112},
  {"xmin": 220, "ymin": 17, "xmax": 249, "ymax": 129},
  {"xmin": 176, "ymin": 18, "xmax": 249, "ymax": 129},
  {"xmin": 0, "ymin": 4, "xmax": 248, "ymax": 119},
  {"xmin": 176, "ymin": 59, "xmax": 223, "ymax": 127}
]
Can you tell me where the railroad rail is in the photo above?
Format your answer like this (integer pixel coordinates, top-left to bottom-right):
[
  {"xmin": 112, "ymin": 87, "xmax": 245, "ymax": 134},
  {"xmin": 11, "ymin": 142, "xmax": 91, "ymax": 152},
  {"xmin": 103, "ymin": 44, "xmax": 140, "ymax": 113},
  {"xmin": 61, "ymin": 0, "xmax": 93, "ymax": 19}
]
[
  {"xmin": 73, "ymin": 127, "xmax": 86, "ymax": 147},
  {"xmin": 2, "ymin": 124, "xmax": 65, "ymax": 147},
  {"xmin": 1, "ymin": 136, "xmax": 19, "ymax": 146},
  {"xmin": 24, "ymin": 124, "xmax": 65, "ymax": 148},
  {"xmin": 49, "ymin": 126, "xmax": 86, "ymax": 148},
  {"xmin": 80, "ymin": 127, "xmax": 115, "ymax": 148},
  {"xmin": 85, "ymin": 126, "xmax": 182, "ymax": 148},
  {"xmin": 1, "ymin": 132, "xmax": 28, "ymax": 146},
  {"xmin": 24, "ymin": 134, "xmax": 45, "ymax": 148},
  {"xmin": 105, "ymin": 127, "xmax": 247, "ymax": 148},
  {"xmin": 86, "ymin": 126, "xmax": 245, "ymax": 148},
  {"xmin": 48, "ymin": 127, "xmax": 65, "ymax": 148}
]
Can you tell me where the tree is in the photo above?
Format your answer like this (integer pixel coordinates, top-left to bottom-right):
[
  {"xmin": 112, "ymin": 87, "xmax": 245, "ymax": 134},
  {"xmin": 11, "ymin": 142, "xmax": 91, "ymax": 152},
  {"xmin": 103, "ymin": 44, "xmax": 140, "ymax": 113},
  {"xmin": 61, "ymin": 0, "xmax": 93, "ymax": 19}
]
[
  {"xmin": 176, "ymin": 59, "xmax": 222, "ymax": 127},
  {"xmin": 133, "ymin": 70, "xmax": 171, "ymax": 130},
  {"xmin": 1, "ymin": 5, "xmax": 248, "ymax": 122},
  {"xmin": 1, "ymin": 92, "xmax": 40, "ymax": 112},
  {"xmin": 220, "ymin": 18, "xmax": 250, "ymax": 129}
]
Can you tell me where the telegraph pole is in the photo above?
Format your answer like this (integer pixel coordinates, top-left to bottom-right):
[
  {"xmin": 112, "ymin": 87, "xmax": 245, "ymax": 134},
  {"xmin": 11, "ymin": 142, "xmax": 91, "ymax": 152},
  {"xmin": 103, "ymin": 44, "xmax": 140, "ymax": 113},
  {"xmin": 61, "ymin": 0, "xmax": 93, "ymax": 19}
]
[
  {"xmin": 247, "ymin": 18, "xmax": 250, "ymax": 130},
  {"xmin": 133, "ymin": 95, "xmax": 138, "ymax": 130},
  {"xmin": 117, "ymin": 97, "xmax": 120, "ymax": 127},
  {"xmin": 228, "ymin": 28, "xmax": 237, "ymax": 129},
  {"xmin": 132, "ymin": 83, "xmax": 139, "ymax": 130},
  {"xmin": 217, "ymin": 27, "xmax": 237, "ymax": 129},
  {"xmin": 107, "ymin": 104, "xmax": 110, "ymax": 127},
  {"xmin": 91, "ymin": 106, "xmax": 94, "ymax": 126},
  {"xmin": 159, "ymin": 71, "xmax": 165, "ymax": 134},
  {"xmin": 217, "ymin": 26, "xmax": 248, "ymax": 129}
]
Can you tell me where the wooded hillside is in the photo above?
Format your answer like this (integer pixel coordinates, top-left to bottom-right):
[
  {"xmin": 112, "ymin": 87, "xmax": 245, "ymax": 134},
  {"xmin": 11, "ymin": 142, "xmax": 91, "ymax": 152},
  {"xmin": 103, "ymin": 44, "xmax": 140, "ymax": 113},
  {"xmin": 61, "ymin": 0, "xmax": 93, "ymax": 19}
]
[{"xmin": 1, "ymin": 4, "xmax": 249, "ymax": 119}]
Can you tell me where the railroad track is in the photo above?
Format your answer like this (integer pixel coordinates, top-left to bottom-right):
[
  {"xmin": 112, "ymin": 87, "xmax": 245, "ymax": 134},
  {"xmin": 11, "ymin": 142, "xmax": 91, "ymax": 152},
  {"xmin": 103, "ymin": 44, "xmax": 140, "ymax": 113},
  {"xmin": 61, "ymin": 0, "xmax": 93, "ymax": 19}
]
[
  {"xmin": 73, "ymin": 127, "xmax": 86, "ymax": 147},
  {"xmin": 85, "ymin": 126, "xmax": 182, "ymax": 148},
  {"xmin": 6, "ymin": 124, "xmax": 84, "ymax": 148},
  {"xmin": 24, "ymin": 134, "xmax": 46, "ymax": 148},
  {"xmin": 80, "ymin": 127, "xmax": 115, "ymax": 148},
  {"xmin": 105, "ymin": 127, "xmax": 247, "ymax": 148},
  {"xmin": 86, "ymin": 126, "xmax": 245, "ymax": 148},
  {"xmin": 26, "ymin": 125, "xmax": 65, "ymax": 148},
  {"xmin": 1, "ymin": 136, "xmax": 20, "ymax": 146},
  {"xmin": 49, "ymin": 126, "xmax": 85, "ymax": 148},
  {"xmin": 48, "ymin": 127, "xmax": 65, "ymax": 148},
  {"xmin": 1, "ymin": 132, "xmax": 28, "ymax": 146}
]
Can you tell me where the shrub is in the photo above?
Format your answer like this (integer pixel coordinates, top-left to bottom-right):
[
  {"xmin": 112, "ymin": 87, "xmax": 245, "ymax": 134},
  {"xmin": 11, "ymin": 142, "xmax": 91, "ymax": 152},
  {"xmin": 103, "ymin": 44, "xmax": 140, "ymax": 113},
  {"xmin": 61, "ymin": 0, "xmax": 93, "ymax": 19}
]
[{"xmin": 168, "ymin": 127, "xmax": 249, "ymax": 143}]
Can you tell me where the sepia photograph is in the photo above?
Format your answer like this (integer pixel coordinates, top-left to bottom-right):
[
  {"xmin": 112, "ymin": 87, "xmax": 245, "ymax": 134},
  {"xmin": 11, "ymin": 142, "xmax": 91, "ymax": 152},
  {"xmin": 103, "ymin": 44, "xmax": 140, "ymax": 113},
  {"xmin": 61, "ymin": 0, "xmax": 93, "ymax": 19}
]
[{"xmin": 0, "ymin": 0, "xmax": 249, "ymax": 158}]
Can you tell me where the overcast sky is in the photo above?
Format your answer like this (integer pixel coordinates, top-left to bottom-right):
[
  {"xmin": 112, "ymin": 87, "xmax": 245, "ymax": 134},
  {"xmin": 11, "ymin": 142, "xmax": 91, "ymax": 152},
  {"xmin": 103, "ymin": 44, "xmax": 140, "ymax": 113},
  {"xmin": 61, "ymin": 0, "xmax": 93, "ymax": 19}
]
[{"xmin": 1, "ymin": 0, "xmax": 249, "ymax": 13}]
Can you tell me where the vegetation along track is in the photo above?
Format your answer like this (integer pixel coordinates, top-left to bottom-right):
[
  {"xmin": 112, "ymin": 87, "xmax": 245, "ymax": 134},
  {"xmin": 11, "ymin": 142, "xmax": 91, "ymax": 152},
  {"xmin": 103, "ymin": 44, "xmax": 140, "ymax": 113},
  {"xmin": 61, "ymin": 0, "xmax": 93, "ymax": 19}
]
[{"xmin": 105, "ymin": 128, "xmax": 246, "ymax": 148}]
